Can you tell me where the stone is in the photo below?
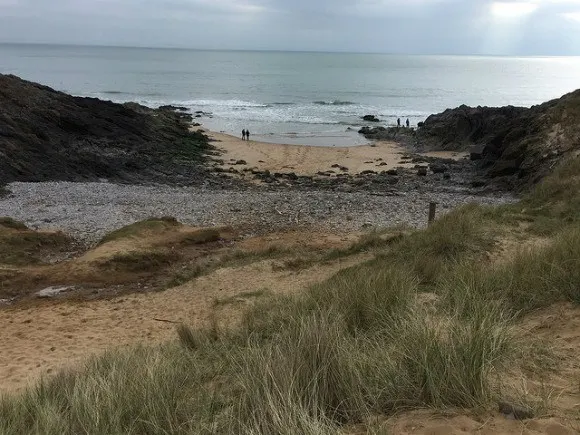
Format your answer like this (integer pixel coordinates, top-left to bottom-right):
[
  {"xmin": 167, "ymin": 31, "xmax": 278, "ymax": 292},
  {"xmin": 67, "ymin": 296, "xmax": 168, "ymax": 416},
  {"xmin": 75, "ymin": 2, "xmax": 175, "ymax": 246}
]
[
  {"xmin": 36, "ymin": 286, "xmax": 73, "ymax": 298},
  {"xmin": 429, "ymin": 163, "xmax": 448, "ymax": 174},
  {"xmin": 498, "ymin": 402, "xmax": 534, "ymax": 421},
  {"xmin": 417, "ymin": 167, "xmax": 428, "ymax": 176},
  {"xmin": 362, "ymin": 115, "xmax": 380, "ymax": 122},
  {"xmin": 488, "ymin": 159, "xmax": 521, "ymax": 177}
]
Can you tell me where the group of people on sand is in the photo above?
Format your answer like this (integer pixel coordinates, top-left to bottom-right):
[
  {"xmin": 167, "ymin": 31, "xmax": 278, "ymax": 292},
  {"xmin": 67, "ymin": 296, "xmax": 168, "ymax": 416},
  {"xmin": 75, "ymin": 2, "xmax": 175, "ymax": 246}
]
[
  {"xmin": 397, "ymin": 118, "xmax": 411, "ymax": 128},
  {"xmin": 241, "ymin": 129, "xmax": 251, "ymax": 141}
]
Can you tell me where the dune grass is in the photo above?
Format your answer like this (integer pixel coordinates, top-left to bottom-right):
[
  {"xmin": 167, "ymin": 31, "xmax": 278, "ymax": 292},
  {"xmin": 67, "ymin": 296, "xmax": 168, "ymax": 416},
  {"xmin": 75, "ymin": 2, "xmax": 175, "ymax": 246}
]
[
  {"xmin": 98, "ymin": 217, "xmax": 180, "ymax": 245},
  {"xmin": 0, "ymin": 251, "xmax": 518, "ymax": 434},
  {"xmin": 1, "ymin": 157, "xmax": 580, "ymax": 434},
  {"xmin": 0, "ymin": 219, "xmax": 72, "ymax": 265},
  {"xmin": 99, "ymin": 250, "xmax": 180, "ymax": 273}
]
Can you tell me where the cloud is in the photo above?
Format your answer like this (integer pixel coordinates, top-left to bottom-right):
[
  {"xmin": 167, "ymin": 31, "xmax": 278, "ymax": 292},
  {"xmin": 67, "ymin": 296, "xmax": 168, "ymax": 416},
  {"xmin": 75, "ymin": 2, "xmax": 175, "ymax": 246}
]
[{"xmin": 0, "ymin": 0, "xmax": 579, "ymax": 54}]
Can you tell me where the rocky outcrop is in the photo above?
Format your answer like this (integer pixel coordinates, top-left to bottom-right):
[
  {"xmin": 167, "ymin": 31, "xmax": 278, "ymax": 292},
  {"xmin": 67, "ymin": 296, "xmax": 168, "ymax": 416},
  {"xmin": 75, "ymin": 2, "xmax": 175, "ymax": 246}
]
[
  {"xmin": 0, "ymin": 74, "xmax": 216, "ymax": 185},
  {"xmin": 362, "ymin": 115, "xmax": 380, "ymax": 122},
  {"xmin": 410, "ymin": 90, "xmax": 580, "ymax": 188}
]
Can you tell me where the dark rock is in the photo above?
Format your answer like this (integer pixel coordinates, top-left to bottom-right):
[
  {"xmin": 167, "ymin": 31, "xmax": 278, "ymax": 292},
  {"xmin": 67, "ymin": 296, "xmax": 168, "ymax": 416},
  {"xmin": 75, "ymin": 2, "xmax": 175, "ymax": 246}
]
[
  {"xmin": 362, "ymin": 115, "xmax": 380, "ymax": 122},
  {"xmin": 488, "ymin": 159, "xmax": 521, "ymax": 177},
  {"xmin": 470, "ymin": 145, "xmax": 485, "ymax": 160},
  {"xmin": 386, "ymin": 169, "xmax": 398, "ymax": 176},
  {"xmin": 360, "ymin": 170, "xmax": 377, "ymax": 175},
  {"xmin": 0, "ymin": 77, "xmax": 217, "ymax": 185},
  {"xmin": 159, "ymin": 105, "xmax": 189, "ymax": 112},
  {"xmin": 498, "ymin": 402, "xmax": 534, "ymax": 420},
  {"xmin": 339, "ymin": 166, "xmax": 349, "ymax": 172},
  {"xmin": 429, "ymin": 163, "xmax": 448, "ymax": 174},
  {"xmin": 331, "ymin": 164, "xmax": 340, "ymax": 168},
  {"xmin": 378, "ymin": 162, "xmax": 388, "ymax": 166},
  {"xmin": 234, "ymin": 160, "xmax": 247, "ymax": 165},
  {"xmin": 417, "ymin": 167, "xmax": 428, "ymax": 176},
  {"xmin": 414, "ymin": 89, "xmax": 580, "ymax": 188},
  {"xmin": 471, "ymin": 180, "xmax": 486, "ymax": 188},
  {"xmin": 443, "ymin": 173, "xmax": 451, "ymax": 180}
]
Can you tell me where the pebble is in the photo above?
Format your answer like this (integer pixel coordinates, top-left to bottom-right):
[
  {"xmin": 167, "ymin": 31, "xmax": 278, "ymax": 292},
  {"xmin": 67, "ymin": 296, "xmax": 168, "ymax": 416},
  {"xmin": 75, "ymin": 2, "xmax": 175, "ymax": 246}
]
[{"xmin": 0, "ymin": 182, "xmax": 516, "ymax": 244}]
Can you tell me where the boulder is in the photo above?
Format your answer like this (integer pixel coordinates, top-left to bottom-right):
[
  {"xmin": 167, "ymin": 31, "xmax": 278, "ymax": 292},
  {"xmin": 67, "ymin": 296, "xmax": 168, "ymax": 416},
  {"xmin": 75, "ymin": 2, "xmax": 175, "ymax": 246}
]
[
  {"xmin": 362, "ymin": 115, "xmax": 380, "ymax": 122},
  {"xmin": 429, "ymin": 163, "xmax": 448, "ymax": 174},
  {"xmin": 488, "ymin": 159, "xmax": 521, "ymax": 177},
  {"xmin": 417, "ymin": 167, "xmax": 428, "ymax": 176}
]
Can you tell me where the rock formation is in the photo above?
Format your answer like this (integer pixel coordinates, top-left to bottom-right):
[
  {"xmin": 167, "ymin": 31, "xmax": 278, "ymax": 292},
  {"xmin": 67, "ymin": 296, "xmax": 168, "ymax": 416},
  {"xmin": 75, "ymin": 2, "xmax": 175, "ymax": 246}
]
[{"xmin": 0, "ymin": 74, "xmax": 214, "ymax": 185}]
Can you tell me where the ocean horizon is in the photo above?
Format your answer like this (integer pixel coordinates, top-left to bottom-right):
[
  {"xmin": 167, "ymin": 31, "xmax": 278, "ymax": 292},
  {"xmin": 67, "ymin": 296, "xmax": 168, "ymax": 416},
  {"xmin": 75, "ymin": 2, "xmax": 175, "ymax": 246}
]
[{"xmin": 2, "ymin": 43, "xmax": 580, "ymax": 146}]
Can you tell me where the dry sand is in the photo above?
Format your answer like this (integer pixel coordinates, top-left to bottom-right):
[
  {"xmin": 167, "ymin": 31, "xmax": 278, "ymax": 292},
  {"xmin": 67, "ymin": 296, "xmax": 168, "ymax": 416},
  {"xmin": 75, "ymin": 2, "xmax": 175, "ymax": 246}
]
[
  {"xmin": 0, "ymin": 230, "xmax": 363, "ymax": 393},
  {"xmin": 1, "ymin": 226, "xmax": 580, "ymax": 433},
  {"xmin": 206, "ymin": 130, "xmax": 467, "ymax": 176}
]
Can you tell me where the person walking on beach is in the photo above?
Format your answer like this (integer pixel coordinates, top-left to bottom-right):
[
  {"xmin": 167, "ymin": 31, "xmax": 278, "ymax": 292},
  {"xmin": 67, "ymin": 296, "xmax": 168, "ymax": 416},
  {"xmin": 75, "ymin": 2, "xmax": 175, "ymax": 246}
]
[
  {"xmin": 406, "ymin": 118, "xmax": 410, "ymax": 128},
  {"xmin": 242, "ymin": 129, "xmax": 246, "ymax": 140},
  {"xmin": 397, "ymin": 118, "xmax": 401, "ymax": 128},
  {"xmin": 246, "ymin": 129, "xmax": 250, "ymax": 141}
]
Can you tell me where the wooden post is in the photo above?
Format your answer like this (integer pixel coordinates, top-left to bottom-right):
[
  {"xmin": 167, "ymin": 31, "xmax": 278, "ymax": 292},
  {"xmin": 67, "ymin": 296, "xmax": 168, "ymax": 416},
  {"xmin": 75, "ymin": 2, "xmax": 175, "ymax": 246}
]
[{"xmin": 428, "ymin": 202, "xmax": 437, "ymax": 225}]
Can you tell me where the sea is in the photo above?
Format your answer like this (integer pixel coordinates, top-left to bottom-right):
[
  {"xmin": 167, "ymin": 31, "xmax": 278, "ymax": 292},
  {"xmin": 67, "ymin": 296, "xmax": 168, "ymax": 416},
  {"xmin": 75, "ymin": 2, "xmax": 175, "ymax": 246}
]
[{"xmin": 2, "ymin": 43, "xmax": 580, "ymax": 146}]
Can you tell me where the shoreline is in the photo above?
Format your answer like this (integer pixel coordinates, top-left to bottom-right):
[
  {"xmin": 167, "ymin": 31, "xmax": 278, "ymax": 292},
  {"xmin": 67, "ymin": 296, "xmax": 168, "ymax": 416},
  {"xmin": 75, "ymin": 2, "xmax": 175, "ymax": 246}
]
[{"xmin": 200, "ymin": 127, "xmax": 468, "ymax": 177}]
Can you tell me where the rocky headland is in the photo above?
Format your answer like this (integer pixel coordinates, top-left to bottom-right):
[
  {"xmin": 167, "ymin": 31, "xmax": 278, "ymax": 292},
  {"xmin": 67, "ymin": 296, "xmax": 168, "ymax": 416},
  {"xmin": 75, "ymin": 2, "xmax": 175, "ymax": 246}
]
[
  {"xmin": 359, "ymin": 89, "xmax": 580, "ymax": 189},
  {"xmin": 0, "ymin": 74, "xmax": 230, "ymax": 186}
]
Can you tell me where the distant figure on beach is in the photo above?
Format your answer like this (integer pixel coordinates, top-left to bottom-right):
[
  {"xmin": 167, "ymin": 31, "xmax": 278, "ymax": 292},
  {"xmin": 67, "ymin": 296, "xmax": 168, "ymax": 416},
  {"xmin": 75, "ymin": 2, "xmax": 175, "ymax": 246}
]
[
  {"xmin": 397, "ymin": 118, "xmax": 401, "ymax": 128},
  {"xmin": 246, "ymin": 129, "xmax": 250, "ymax": 141},
  {"xmin": 242, "ymin": 129, "xmax": 246, "ymax": 140},
  {"xmin": 406, "ymin": 118, "xmax": 410, "ymax": 128}
]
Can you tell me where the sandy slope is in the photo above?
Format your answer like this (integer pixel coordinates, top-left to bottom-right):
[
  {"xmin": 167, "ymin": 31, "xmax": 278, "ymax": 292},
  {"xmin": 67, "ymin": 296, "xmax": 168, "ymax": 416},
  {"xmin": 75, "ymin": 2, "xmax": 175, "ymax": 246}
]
[
  {"xmin": 0, "ymin": 230, "xmax": 364, "ymax": 393},
  {"xmin": 205, "ymin": 130, "xmax": 466, "ymax": 176}
]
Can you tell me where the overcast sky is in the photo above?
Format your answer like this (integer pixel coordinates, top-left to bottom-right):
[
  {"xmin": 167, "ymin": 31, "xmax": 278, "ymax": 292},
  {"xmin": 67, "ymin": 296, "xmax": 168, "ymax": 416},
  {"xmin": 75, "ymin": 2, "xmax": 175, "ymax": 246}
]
[{"xmin": 1, "ymin": 0, "xmax": 580, "ymax": 54}]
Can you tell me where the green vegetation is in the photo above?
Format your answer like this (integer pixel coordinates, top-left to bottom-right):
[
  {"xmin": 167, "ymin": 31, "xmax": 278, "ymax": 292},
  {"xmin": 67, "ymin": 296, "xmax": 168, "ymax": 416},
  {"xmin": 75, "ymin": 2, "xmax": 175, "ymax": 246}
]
[
  {"xmin": 2, "ymin": 157, "xmax": 580, "ymax": 434},
  {"xmin": 0, "ymin": 217, "xmax": 28, "ymax": 231},
  {"xmin": 99, "ymin": 250, "xmax": 179, "ymax": 273},
  {"xmin": 0, "ymin": 219, "xmax": 71, "ymax": 265},
  {"xmin": 98, "ymin": 217, "xmax": 180, "ymax": 245}
]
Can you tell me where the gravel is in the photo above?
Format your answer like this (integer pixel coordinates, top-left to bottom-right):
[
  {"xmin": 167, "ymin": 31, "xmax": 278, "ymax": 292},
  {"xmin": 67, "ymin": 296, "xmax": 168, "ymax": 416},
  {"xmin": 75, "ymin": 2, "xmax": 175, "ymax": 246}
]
[{"xmin": 0, "ymin": 182, "xmax": 516, "ymax": 244}]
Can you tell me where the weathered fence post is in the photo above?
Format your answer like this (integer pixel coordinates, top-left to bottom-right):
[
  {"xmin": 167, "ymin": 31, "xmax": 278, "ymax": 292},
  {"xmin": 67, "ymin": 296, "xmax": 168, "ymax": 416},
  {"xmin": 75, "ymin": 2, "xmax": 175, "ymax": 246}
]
[{"xmin": 428, "ymin": 202, "xmax": 437, "ymax": 225}]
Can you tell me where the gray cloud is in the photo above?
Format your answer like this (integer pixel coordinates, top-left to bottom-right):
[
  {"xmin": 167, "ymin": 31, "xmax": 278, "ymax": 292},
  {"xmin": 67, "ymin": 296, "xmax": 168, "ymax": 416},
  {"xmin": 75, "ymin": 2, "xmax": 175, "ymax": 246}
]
[{"xmin": 0, "ymin": 0, "xmax": 579, "ymax": 54}]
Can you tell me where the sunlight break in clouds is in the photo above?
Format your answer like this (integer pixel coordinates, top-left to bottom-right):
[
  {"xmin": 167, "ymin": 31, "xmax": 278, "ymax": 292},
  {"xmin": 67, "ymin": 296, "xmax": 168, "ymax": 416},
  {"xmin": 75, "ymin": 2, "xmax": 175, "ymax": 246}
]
[{"xmin": 491, "ymin": 2, "xmax": 538, "ymax": 18}]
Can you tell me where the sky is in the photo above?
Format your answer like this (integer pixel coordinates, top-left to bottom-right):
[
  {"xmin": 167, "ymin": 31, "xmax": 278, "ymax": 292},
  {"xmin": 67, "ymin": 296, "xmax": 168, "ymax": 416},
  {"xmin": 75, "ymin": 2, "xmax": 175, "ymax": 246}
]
[{"xmin": 0, "ymin": 0, "xmax": 580, "ymax": 55}]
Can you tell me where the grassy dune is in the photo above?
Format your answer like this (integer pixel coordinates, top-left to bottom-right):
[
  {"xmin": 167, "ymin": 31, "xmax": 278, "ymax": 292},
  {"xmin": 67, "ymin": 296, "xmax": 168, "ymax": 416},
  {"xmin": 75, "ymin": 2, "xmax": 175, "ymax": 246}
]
[{"xmin": 1, "ymin": 158, "xmax": 580, "ymax": 434}]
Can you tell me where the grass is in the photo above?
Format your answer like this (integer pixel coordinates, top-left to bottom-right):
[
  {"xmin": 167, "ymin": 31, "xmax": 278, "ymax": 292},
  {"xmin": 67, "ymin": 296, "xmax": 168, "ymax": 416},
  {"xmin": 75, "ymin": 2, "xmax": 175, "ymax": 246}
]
[
  {"xmin": 441, "ymin": 225, "xmax": 580, "ymax": 315},
  {"xmin": 99, "ymin": 250, "xmax": 180, "ymax": 273},
  {"xmin": 1, "ymin": 156, "xmax": 580, "ymax": 433},
  {"xmin": 98, "ymin": 217, "xmax": 180, "ymax": 245},
  {"xmin": 0, "ymin": 217, "xmax": 28, "ymax": 231},
  {"xmin": 0, "ymin": 258, "xmax": 517, "ymax": 434},
  {"xmin": 0, "ymin": 221, "xmax": 72, "ymax": 266}
]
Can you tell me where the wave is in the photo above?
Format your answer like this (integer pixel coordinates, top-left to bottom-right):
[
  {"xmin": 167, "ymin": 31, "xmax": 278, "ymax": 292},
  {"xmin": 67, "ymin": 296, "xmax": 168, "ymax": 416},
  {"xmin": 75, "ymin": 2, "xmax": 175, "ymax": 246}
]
[
  {"xmin": 183, "ymin": 99, "xmax": 270, "ymax": 108},
  {"xmin": 313, "ymin": 100, "xmax": 356, "ymax": 106}
]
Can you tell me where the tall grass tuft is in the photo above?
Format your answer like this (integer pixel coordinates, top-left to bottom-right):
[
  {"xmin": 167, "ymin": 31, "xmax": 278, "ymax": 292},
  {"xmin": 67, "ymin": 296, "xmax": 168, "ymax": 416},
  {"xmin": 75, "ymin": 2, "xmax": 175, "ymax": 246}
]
[{"xmin": 441, "ymin": 225, "xmax": 580, "ymax": 315}]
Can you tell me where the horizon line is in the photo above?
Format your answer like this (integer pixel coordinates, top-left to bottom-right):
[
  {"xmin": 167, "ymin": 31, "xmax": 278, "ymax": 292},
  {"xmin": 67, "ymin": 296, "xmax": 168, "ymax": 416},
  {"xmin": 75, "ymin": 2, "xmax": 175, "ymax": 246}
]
[{"xmin": 1, "ymin": 41, "xmax": 579, "ymax": 58}]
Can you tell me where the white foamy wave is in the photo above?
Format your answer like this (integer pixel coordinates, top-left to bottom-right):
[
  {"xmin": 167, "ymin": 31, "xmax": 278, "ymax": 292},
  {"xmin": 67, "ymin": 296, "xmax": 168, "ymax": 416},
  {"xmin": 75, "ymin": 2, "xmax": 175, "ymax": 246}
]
[{"xmin": 179, "ymin": 99, "xmax": 270, "ymax": 108}]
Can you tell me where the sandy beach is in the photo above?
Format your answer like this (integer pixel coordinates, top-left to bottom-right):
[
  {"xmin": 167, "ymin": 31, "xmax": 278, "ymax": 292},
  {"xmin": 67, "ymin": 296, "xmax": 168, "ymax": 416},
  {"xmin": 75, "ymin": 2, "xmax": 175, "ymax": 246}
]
[{"xmin": 204, "ymin": 130, "xmax": 467, "ymax": 176}]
